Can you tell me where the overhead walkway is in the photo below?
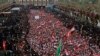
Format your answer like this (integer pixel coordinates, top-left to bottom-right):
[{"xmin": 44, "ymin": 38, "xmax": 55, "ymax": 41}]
[{"xmin": 0, "ymin": 3, "xmax": 12, "ymax": 12}]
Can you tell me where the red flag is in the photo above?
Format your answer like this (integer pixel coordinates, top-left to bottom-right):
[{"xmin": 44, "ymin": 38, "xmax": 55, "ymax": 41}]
[
  {"xmin": 66, "ymin": 27, "xmax": 75, "ymax": 37},
  {"xmin": 2, "ymin": 40, "xmax": 6, "ymax": 50},
  {"xmin": 65, "ymin": 49, "xmax": 70, "ymax": 56},
  {"xmin": 51, "ymin": 31, "xmax": 56, "ymax": 42}
]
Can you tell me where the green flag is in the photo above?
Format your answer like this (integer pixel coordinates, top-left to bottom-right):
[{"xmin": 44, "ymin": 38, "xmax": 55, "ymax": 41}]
[{"xmin": 56, "ymin": 40, "xmax": 62, "ymax": 56}]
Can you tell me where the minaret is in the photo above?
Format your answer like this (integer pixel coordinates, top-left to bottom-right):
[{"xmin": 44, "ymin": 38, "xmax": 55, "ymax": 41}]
[{"xmin": 48, "ymin": 0, "xmax": 53, "ymax": 4}]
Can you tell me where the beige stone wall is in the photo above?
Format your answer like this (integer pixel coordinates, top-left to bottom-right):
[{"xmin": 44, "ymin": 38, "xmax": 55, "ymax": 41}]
[{"xmin": 13, "ymin": 0, "xmax": 58, "ymax": 6}]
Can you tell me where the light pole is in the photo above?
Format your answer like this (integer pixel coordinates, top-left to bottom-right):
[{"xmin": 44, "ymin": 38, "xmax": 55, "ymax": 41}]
[
  {"xmin": 13, "ymin": 0, "xmax": 15, "ymax": 3},
  {"xmin": 12, "ymin": 0, "xmax": 16, "ymax": 6}
]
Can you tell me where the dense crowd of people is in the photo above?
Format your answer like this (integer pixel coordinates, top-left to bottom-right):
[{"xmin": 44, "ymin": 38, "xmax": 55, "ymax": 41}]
[
  {"xmin": 0, "ymin": 11, "xmax": 33, "ymax": 56},
  {"xmin": 27, "ymin": 9, "xmax": 100, "ymax": 56},
  {"xmin": 57, "ymin": 4, "xmax": 100, "ymax": 26},
  {"xmin": 54, "ymin": 5, "xmax": 100, "ymax": 48}
]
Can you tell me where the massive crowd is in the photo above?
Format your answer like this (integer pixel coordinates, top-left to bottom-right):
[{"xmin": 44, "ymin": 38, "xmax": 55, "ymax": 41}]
[{"xmin": 26, "ymin": 9, "xmax": 100, "ymax": 56}]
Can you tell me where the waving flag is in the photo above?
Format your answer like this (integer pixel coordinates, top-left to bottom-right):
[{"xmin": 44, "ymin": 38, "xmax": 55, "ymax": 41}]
[
  {"xmin": 3, "ymin": 40, "xmax": 6, "ymax": 50},
  {"xmin": 66, "ymin": 27, "xmax": 75, "ymax": 37},
  {"xmin": 56, "ymin": 40, "xmax": 62, "ymax": 56}
]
